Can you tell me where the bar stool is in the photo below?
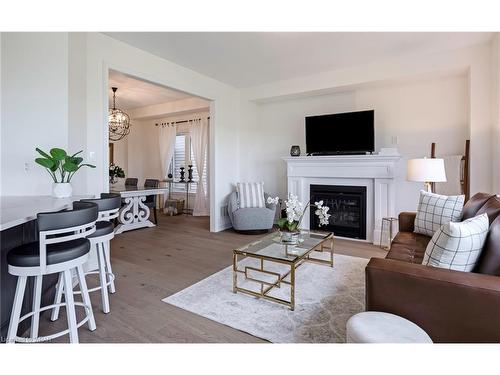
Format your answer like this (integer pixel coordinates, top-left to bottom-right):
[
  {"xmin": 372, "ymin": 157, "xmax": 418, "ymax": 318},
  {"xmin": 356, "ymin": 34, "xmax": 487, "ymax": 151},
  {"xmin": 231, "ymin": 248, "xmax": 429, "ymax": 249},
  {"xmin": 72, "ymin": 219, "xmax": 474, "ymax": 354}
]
[
  {"xmin": 51, "ymin": 193, "xmax": 120, "ymax": 317},
  {"xmin": 6, "ymin": 202, "xmax": 98, "ymax": 343}
]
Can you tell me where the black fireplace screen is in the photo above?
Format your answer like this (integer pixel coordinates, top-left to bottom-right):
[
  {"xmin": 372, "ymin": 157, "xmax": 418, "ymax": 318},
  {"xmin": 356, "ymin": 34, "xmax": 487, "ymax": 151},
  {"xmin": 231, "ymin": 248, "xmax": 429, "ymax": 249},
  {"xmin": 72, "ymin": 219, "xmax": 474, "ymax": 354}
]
[{"xmin": 309, "ymin": 185, "xmax": 367, "ymax": 239}]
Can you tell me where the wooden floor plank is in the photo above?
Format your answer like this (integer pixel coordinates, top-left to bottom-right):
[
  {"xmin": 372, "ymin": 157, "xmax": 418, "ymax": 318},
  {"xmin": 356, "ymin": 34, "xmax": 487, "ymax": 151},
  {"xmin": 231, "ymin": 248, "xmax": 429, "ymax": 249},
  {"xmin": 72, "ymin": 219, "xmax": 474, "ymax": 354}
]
[{"xmin": 37, "ymin": 215, "xmax": 386, "ymax": 343}]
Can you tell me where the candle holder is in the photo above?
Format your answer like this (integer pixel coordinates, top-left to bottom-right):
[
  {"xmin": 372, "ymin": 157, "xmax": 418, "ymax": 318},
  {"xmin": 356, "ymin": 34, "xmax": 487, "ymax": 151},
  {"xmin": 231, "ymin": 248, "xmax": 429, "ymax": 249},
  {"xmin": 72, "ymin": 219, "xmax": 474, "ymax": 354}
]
[
  {"xmin": 179, "ymin": 167, "xmax": 185, "ymax": 182},
  {"xmin": 187, "ymin": 165, "xmax": 193, "ymax": 182}
]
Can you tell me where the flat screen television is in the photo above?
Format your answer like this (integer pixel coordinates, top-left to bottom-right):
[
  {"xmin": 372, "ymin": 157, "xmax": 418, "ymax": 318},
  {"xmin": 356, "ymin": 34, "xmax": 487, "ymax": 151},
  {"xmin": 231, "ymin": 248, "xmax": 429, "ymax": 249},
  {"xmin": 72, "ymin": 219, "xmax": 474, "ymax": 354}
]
[{"xmin": 305, "ymin": 110, "xmax": 374, "ymax": 155}]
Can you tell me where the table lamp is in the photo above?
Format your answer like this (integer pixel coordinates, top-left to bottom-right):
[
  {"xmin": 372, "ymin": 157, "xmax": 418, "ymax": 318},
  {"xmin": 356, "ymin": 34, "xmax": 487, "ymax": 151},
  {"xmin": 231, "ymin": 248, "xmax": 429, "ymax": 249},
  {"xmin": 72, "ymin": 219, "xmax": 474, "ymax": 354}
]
[{"xmin": 407, "ymin": 158, "xmax": 447, "ymax": 192}]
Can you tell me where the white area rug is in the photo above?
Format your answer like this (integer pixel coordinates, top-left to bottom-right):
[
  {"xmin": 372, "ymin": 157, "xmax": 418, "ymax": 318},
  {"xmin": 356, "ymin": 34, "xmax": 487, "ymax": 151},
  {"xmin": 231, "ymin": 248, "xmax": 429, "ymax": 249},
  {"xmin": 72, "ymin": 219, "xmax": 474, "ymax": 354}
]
[{"xmin": 162, "ymin": 253, "xmax": 368, "ymax": 343}]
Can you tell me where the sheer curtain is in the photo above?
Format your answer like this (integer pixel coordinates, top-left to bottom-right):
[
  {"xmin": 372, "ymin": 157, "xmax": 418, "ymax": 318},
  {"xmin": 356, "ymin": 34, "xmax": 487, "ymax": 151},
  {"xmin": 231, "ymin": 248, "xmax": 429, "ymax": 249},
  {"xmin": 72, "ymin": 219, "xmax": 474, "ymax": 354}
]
[
  {"xmin": 158, "ymin": 122, "xmax": 177, "ymax": 179},
  {"xmin": 190, "ymin": 117, "xmax": 209, "ymax": 216}
]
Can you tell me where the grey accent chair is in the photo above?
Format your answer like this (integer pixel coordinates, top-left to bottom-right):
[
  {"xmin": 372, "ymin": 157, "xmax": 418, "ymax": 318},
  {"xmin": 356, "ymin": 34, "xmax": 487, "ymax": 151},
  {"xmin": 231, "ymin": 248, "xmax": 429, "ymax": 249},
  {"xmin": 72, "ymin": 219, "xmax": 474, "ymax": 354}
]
[{"xmin": 227, "ymin": 191, "xmax": 277, "ymax": 234}]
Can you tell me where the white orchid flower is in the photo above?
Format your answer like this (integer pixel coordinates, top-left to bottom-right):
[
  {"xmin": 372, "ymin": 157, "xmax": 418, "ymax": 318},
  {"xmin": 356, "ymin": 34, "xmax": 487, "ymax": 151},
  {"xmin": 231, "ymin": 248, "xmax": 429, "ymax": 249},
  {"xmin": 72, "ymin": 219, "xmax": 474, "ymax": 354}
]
[{"xmin": 267, "ymin": 196, "xmax": 279, "ymax": 205}]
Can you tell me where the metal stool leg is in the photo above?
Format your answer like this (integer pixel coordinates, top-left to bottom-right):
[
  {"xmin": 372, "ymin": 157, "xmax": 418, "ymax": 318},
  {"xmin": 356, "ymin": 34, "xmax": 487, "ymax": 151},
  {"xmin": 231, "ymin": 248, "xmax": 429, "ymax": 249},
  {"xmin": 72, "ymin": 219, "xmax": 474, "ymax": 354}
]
[
  {"xmin": 63, "ymin": 269, "xmax": 79, "ymax": 343},
  {"xmin": 103, "ymin": 241, "xmax": 116, "ymax": 294},
  {"xmin": 50, "ymin": 272, "xmax": 64, "ymax": 321},
  {"xmin": 76, "ymin": 265, "xmax": 96, "ymax": 331},
  {"xmin": 30, "ymin": 275, "xmax": 43, "ymax": 339},
  {"xmin": 7, "ymin": 276, "xmax": 27, "ymax": 343}
]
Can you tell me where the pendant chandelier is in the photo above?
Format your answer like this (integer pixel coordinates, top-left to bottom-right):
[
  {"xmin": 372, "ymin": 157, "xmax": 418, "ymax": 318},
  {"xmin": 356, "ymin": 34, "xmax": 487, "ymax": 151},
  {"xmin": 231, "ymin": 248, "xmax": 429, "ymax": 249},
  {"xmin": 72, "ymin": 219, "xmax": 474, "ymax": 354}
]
[{"xmin": 108, "ymin": 87, "xmax": 131, "ymax": 141}]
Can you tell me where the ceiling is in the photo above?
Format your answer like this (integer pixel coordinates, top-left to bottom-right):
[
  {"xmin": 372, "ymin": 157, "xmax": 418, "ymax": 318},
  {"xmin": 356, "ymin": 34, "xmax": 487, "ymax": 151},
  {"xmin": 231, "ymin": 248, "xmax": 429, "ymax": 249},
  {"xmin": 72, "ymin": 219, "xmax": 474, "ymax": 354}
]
[
  {"xmin": 108, "ymin": 70, "xmax": 192, "ymax": 109},
  {"xmin": 105, "ymin": 32, "xmax": 493, "ymax": 88}
]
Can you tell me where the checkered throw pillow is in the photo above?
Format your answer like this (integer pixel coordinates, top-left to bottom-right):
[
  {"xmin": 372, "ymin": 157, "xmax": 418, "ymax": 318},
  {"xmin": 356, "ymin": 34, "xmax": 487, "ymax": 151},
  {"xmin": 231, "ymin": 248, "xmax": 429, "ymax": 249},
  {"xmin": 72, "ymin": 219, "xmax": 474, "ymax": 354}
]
[
  {"xmin": 423, "ymin": 213, "xmax": 489, "ymax": 272},
  {"xmin": 414, "ymin": 190, "xmax": 465, "ymax": 236},
  {"xmin": 236, "ymin": 182, "xmax": 265, "ymax": 208}
]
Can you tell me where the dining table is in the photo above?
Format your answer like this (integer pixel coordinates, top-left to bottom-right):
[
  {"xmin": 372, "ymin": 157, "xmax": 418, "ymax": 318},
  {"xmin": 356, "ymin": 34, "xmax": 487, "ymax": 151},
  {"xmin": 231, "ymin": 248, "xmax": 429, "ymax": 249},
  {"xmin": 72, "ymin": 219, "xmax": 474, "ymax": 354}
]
[{"xmin": 110, "ymin": 185, "xmax": 169, "ymax": 234}]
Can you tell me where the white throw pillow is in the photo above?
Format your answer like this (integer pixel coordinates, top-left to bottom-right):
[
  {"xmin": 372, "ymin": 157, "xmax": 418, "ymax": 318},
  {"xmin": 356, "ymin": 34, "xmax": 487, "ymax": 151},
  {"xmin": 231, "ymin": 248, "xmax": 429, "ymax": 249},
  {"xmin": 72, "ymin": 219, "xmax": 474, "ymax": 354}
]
[
  {"xmin": 236, "ymin": 182, "xmax": 265, "ymax": 208},
  {"xmin": 414, "ymin": 190, "xmax": 464, "ymax": 236},
  {"xmin": 423, "ymin": 213, "xmax": 489, "ymax": 272}
]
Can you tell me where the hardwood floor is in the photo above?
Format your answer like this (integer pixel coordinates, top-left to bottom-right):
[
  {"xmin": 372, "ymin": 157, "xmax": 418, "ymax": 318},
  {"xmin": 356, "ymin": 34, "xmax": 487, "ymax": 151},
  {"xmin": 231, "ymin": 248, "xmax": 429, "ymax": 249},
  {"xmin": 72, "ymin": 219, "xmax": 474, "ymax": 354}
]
[{"xmin": 39, "ymin": 215, "xmax": 386, "ymax": 343}]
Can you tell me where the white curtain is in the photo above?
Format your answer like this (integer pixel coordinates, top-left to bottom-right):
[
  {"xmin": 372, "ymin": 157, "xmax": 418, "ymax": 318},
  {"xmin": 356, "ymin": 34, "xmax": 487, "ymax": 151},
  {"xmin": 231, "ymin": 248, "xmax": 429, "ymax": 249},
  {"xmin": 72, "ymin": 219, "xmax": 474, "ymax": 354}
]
[
  {"xmin": 190, "ymin": 118, "xmax": 209, "ymax": 216},
  {"xmin": 158, "ymin": 123, "xmax": 177, "ymax": 179}
]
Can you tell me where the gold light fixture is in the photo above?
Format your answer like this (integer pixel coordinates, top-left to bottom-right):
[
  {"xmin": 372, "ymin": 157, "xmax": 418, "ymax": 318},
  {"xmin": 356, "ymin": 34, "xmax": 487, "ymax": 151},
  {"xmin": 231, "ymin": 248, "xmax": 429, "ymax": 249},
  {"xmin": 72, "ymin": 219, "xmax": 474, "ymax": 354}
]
[{"xmin": 108, "ymin": 87, "xmax": 131, "ymax": 141}]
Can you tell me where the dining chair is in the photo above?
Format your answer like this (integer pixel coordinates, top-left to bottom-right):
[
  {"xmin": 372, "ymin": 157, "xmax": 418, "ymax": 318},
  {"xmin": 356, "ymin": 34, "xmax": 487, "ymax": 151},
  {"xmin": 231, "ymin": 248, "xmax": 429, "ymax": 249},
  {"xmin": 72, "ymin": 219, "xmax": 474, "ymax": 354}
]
[
  {"xmin": 121, "ymin": 178, "xmax": 138, "ymax": 209},
  {"xmin": 124, "ymin": 178, "xmax": 138, "ymax": 187},
  {"xmin": 144, "ymin": 179, "xmax": 160, "ymax": 224}
]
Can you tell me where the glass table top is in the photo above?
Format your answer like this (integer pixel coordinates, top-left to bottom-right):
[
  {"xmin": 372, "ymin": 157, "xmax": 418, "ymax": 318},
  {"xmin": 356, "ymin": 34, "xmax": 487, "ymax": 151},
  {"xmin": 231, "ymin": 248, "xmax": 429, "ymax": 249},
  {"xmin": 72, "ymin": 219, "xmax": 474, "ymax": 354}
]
[
  {"xmin": 109, "ymin": 185, "xmax": 167, "ymax": 193},
  {"xmin": 234, "ymin": 230, "xmax": 333, "ymax": 263}
]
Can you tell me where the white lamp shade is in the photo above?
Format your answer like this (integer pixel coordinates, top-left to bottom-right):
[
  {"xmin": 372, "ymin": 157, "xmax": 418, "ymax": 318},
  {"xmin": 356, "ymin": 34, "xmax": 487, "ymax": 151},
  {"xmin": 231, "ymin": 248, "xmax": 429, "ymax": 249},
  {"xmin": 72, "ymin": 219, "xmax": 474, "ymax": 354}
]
[{"xmin": 407, "ymin": 158, "xmax": 447, "ymax": 182}]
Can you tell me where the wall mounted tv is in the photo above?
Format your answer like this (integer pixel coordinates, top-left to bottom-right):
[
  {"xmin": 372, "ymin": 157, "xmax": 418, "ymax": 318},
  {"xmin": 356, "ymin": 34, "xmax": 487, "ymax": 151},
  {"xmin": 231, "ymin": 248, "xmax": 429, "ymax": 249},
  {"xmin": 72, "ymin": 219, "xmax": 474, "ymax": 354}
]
[{"xmin": 305, "ymin": 110, "xmax": 374, "ymax": 155}]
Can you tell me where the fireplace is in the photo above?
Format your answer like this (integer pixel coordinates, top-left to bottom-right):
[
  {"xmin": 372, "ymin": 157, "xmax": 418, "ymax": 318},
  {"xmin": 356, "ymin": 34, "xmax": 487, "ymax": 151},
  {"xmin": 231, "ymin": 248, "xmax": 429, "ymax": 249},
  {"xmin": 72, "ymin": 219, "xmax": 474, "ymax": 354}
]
[{"xmin": 310, "ymin": 185, "xmax": 367, "ymax": 240}]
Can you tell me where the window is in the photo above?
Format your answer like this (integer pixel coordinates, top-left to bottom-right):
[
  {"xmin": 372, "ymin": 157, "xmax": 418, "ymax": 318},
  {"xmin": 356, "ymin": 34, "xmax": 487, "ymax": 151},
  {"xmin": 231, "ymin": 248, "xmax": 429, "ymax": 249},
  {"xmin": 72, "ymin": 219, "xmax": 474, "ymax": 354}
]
[{"xmin": 172, "ymin": 133, "xmax": 208, "ymax": 194}]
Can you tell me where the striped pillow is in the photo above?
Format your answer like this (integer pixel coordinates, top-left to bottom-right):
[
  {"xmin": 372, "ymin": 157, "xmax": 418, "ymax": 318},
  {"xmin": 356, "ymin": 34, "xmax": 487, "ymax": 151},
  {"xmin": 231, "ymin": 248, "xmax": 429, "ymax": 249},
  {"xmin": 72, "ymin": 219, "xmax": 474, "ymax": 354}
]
[{"xmin": 237, "ymin": 182, "xmax": 265, "ymax": 208}]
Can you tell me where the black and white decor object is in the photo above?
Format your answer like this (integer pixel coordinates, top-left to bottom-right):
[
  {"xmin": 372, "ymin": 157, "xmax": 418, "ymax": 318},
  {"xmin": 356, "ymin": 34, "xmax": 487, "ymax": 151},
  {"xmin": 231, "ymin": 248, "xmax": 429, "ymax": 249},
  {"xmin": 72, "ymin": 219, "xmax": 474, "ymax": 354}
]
[
  {"xmin": 179, "ymin": 167, "xmax": 186, "ymax": 182},
  {"xmin": 187, "ymin": 165, "xmax": 194, "ymax": 182},
  {"xmin": 290, "ymin": 145, "xmax": 301, "ymax": 157}
]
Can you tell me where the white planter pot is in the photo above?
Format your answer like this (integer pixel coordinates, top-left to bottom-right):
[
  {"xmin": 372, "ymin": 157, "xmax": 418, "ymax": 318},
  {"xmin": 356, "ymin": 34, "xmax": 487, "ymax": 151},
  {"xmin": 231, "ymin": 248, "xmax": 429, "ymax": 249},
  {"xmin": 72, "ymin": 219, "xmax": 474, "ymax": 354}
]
[{"xmin": 52, "ymin": 183, "xmax": 73, "ymax": 198}]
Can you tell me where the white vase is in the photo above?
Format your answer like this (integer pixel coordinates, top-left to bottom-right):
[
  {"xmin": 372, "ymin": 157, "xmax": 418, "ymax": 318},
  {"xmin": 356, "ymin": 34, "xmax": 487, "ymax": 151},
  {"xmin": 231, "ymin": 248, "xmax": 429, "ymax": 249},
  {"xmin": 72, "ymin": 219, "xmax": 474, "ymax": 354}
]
[{"xmin": 52, "ymin": 182, "xmax": 72, "ymax": 198}]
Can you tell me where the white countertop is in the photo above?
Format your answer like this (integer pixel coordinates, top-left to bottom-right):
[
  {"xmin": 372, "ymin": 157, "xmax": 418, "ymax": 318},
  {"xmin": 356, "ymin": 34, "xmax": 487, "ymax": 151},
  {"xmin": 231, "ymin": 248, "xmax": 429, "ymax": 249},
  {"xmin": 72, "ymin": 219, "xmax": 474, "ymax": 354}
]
[{"xmin": 0, "ymin": 195, "xmax": 93, "ymax": 231}]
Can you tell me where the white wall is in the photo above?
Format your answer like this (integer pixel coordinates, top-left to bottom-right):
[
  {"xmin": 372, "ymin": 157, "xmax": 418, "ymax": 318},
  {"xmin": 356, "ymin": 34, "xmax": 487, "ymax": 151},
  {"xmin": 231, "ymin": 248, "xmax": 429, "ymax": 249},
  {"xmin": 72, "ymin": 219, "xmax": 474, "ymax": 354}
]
[
  {"xmin": 117, "ymin": 119, "xmax": 163, "ymax": 183},
  {"xmin": 128, "ymin": 97, "xmax": 209, "ymax": 120},
  {"xmin": 492, "ymin": 34, "xmax": 500, "ymax": 193},
  {"xmin": 241, "ymin": 42, "xmax": 494, "ymax": 199},
  {"xmin": 68, "ymin": 32, "xmax": 88, "ymax": 195},
  {"xmin": 239, "ymin": 74, "xmax": 468, "ymax": 213},
  {"xmin": 1, "ymin": 33, "xmax": 69, "ymax": 196}
]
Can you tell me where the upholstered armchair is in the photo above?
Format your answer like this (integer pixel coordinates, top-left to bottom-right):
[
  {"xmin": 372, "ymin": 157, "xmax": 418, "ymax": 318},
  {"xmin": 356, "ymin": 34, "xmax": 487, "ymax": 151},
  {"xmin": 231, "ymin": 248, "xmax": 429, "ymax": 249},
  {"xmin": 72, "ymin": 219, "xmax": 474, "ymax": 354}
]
[{"xmin": 227, "ymin": 191, "xmax": 277, "ymax": 233}]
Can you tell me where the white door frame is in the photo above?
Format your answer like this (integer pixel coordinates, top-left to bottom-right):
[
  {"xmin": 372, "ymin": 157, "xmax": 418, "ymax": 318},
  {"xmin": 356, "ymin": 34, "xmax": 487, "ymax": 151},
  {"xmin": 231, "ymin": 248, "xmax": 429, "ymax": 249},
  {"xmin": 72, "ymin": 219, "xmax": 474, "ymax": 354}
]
[{"xmin": 100, "ymin": 63, "xmax": 216, "ymax": 231}]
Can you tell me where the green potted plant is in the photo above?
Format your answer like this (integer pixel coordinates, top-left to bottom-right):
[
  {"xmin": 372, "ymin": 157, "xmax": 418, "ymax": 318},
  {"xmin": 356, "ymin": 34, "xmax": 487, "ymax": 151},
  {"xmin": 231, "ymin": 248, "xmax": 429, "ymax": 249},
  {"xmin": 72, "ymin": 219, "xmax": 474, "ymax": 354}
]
[{"xmin": 35, "ymin": 147, "xmax": 95, "ymax": 198}]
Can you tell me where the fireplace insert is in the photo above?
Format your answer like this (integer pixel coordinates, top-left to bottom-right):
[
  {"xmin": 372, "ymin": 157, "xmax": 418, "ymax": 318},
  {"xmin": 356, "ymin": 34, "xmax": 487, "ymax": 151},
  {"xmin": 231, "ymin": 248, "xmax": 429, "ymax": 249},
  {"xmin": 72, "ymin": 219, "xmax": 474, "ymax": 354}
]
[{"xmin": 310, "ymin": 185, "xmax": 366, "ymax": 239}]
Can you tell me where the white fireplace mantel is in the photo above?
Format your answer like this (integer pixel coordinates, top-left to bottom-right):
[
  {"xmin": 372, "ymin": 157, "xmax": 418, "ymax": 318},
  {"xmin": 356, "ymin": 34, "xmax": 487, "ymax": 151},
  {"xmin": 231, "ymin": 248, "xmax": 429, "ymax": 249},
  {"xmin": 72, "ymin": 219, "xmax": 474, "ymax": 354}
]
[{"xmin": 282, "ymin": 154, "xmax": 401, "ymax": 243}]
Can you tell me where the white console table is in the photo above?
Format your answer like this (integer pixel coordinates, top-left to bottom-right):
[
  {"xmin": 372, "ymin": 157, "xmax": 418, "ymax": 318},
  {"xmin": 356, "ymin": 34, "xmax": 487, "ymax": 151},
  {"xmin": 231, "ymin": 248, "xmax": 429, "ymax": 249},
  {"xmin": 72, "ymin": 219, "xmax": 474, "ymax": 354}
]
[{"xmin": 110, "ymin": 186, "xmax": 169, "ymax": 234}]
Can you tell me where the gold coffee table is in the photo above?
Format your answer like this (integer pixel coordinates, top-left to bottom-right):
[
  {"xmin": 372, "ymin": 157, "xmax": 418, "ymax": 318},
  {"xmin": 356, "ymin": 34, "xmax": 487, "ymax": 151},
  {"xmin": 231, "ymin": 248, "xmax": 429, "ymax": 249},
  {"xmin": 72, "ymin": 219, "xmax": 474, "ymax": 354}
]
[{"xmin": 232, "ymin": 230, "xmax": 334, "ymax": 310}]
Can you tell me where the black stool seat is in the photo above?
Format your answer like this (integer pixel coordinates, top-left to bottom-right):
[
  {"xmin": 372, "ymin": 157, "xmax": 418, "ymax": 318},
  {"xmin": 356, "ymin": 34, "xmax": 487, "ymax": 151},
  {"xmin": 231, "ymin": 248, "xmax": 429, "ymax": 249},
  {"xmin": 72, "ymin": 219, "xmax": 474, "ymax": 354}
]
[
  {"xmin": 87, "ymin": 221, "xmax": 114, "ymax": 239},
  {"xmin": 7, "ymin": 239, "xmax": 91, "ymax": 267}
]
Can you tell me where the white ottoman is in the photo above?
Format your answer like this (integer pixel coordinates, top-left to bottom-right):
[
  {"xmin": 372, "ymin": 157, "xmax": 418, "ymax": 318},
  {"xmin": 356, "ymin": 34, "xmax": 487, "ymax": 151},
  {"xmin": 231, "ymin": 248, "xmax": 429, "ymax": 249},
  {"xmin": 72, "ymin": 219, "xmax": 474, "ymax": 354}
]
[{"xmin": 346, "ymin": 312, "xmax": 433, "ymax": 343}]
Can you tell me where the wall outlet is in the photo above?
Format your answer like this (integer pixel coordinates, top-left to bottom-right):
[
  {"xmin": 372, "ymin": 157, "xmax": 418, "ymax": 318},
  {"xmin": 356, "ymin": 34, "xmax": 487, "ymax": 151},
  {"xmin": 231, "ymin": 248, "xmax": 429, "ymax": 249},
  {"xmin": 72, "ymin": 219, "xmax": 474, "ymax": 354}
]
[
  {"xmin": 24, "ymin": 162, "xmax": 30, "ymax": 172},
  {"xmin": 220, "ymin": 205, "xmax": 228, "ymax": 217},
  {"xmin": 391, "ymin": 136, "xmax": 398, "ymax": 145}
]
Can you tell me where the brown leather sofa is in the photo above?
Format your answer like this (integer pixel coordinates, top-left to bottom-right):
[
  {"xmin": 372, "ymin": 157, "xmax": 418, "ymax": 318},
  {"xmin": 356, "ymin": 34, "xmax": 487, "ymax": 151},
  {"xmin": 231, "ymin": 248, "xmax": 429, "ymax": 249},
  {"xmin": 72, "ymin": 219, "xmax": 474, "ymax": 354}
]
[{"xmin": 366, "ymin": 193, "xmax": 500, "ymax": 343}]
